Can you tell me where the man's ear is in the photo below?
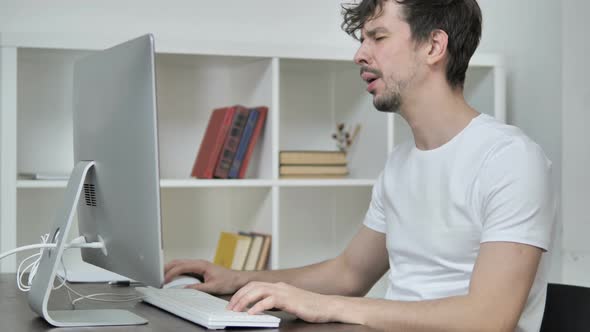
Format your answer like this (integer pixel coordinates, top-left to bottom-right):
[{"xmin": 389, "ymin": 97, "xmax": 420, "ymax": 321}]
[{"xmin": 425, "ymin": 29, "xmax": 448, "ymax": 65}]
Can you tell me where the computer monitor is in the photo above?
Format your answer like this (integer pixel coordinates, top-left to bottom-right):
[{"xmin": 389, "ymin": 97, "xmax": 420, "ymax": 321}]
[{"xmin": 27, "ymin": 34, "xmax": 164, "ymax": 327}]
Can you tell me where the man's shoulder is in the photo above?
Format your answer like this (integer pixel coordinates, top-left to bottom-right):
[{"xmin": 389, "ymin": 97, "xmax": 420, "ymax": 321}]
[{"xmin": 472, "ymin": 115, "xmax": 550, "ymax": 168}]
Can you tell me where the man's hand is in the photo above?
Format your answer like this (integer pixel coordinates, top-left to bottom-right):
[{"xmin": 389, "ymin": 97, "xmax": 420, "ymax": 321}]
[
  {"xmin": 164, "ymin": 259, "xmax": 243, "ymax": 295},
  {"xmin": 227, "ymin": 281, "xmax": 335, "ymax": 323}
]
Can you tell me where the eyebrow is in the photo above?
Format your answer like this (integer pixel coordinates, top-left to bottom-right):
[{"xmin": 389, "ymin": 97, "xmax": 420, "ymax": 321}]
[{"xmin": 360, "ymin": 27, "xmax": 390, "ymax": 42}]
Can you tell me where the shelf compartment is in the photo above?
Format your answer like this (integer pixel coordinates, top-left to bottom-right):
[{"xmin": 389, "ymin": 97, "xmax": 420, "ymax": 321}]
[
  {"xmin": 17, "ymin": 48, "xmax": 92, "ymax": 177},
  {"xmin": 279, "ymin": 59, "xmax": 388, "ymax": 180},
  {"xmin": 278, "ymin": 187, "xmax": 370, "ymax": 268},
  {"xmin": 155, "ymin": 54, "xmax": 274, "ymax": 180},
  {"xmin": 161, "ymin": 187, "xmax": 272, "ymax": 264}
]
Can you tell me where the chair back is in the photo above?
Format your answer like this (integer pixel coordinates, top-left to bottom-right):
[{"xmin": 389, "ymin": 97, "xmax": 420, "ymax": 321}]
[{"xmin": 540, "ymin": 283, "xmax": 590, "ymax": 331}]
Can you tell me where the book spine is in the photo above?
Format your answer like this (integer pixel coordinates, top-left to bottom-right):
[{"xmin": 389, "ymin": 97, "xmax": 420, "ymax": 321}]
[
  {"xmin": 238, "ymin": 106, "xmax": 268, "ymax": 179},
  {"xmin": 228, "ymin": 109, "xmax": 259, "ymax": 179},
  {"xmin": 279, "ymin": 151, "xmax": 347, "ymax": 165},
  {"xmin": 191, "ymin": 107, "xmax": 236, "ymax": 179},
  {"xmin": 214, "ymin": 106, "xmax": 250, "ymax": 178}
]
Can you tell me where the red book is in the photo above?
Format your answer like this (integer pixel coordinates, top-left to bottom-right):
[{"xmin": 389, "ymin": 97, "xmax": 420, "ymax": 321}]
[
  {"xmin": 214, "ymin": 106, "xmax": 250, "ymax": 178},
  {"xmin": 191, "ymin": 106, "xmax": 237, "ymax": 179},
  {"xmin": 238, "ymin": 106, "xmax": 268, "ymax": 179}
]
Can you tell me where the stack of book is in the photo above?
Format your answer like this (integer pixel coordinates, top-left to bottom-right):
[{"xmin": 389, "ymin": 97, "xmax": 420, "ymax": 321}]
[
  {"xmin": 191, "ymin": 105, "xmax": 268, "ymax": 179},
  {"xmin": 279, "ymin": 150, "xmax": 348, "ymax": 178},
  {"xmin": 213, "ymin": 231, "xmax": 272, "ymax": 271}
]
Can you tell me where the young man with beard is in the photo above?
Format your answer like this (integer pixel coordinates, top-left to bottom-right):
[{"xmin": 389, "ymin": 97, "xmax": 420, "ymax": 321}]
[{"xmin": 165, "ymin": 1, "xmax": 555, "ymax": 331}]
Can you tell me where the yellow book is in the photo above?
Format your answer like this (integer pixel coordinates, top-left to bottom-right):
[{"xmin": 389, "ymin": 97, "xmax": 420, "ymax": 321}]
[{"xmin": 213, "ymin": 232, "xmax": 239, "ymax": 269}]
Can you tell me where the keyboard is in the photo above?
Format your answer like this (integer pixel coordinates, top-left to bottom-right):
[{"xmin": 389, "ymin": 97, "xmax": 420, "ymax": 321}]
[{"xmin": 136, "ymin": 287, "xmax": 280, "ymax": 330}]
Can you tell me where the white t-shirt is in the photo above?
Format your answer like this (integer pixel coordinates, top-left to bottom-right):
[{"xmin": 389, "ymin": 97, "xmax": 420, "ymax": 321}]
[{"xmin": 363, "ymin": 114, "xmax": 555, "ymax": 332}]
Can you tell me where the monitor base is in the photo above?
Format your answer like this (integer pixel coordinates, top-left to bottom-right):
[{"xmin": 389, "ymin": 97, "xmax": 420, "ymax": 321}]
[
  {"xmin": 26, "ymin": 161, "xmax": 149, "ymax": 327},
  {"xmin": 47, "ymin": 309, "xmax": 147, "ymax": 327}
]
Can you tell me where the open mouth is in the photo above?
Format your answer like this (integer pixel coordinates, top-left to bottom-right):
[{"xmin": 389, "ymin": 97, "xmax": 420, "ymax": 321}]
[{"xmin": 361, "ymin": 70, "xmax": 380, "ymax": 85}]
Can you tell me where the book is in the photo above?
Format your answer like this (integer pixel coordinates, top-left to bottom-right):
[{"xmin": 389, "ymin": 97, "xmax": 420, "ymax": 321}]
[
  {"xmin": 228, "ymin": 109, "xmax": 259, "ymax": 179},
  {"xmin": 213, "ymin": 232, "xmax": 239, "ymax": 269},
  {"xmin": 214, "ymin": 106, "xmax": 250, "ymax": 178},
  {"xmin": 213, "ymin": 231, "xmax": 253, "ymax": 270},
  {"xmin": 191, "ymin": 106, "xmax": 237, "ymax": 179},
  {"xmin": 279, "ymin": 150, "xmax": 347, "ymax": 165},
  {"xmin": 255, "ymin": 234, "xmax": 271, "ymax": 271},
  {"xmin": 278, "ymin": 174, "xmax": 349, "ymax": 179},
  {"xmin": 236, "ymin": 106, "xmax": 268, "ymax": 179},
  {"xmin": 279, "ymin": 165, "xmax": 349, "ymax": 176},
  {"xmin": 242, "ymin": 233, "xmax": 265, "ymax": 271},
  {"xmin": 231, "ymin": 234, "xmax": 253, "ymax": 270}
]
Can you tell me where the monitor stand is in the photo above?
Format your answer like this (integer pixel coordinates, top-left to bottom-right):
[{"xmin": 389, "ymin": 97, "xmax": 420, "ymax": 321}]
[{"xmin": 27, "ymin": 161, "xmax": 148, "ymax": 327}]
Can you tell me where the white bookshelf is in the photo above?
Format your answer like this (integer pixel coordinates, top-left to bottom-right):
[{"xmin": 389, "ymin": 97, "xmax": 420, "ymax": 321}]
[{"xmin": 0, "ymin": 33, "xmax": 506, "ymax": 297}]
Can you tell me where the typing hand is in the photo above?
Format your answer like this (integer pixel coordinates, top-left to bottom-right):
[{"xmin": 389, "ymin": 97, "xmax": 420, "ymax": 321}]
[
  {"xmin": 164, "ymin": 259, "xmax": 242, "ymax": 295},
  {"xmin": 227, "ymin": 281, "xmax": 335, "ymax": 323}
]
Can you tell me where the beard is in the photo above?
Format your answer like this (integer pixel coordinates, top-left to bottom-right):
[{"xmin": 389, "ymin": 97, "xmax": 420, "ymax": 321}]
[
  {"xmin": 373, "ymin": 88, "xmax": 402, "ymax": 113},
  {"xmin": 373, "ymin": 71, "xmax": 416, "ymax": 113},
  {"xmin": 361, "ymin": 67, "xmax": 403, "ymax": 113},
  {"xmin": 364, "ymin": 60, "xmax": 418, "ymax": 114}
]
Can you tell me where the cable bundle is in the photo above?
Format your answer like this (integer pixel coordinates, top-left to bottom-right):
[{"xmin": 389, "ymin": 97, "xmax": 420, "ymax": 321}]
[{"xmin": 2, "ymin": 234, "xmax": 143, "ymax": 306}]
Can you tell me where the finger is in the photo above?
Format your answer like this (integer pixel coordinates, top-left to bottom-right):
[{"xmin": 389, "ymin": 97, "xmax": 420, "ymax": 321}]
[
  {"xmin": 231, "ymin": 285, "xmax": 271, "ymax": 312},
  {"xmin": 164, "ymin": 263, "xmax": 201, "ymax": 283},
  {"xmin": 164, "ymin": 259, "xmax": 185, "ymax": 274},
  {"xmin": 164, "ymin": 265, "xmax": 184, "ymax": 283},
  {"xmin": 248, "ymin": 296, "xmax": 277, "ymax": 315},
  {"xmin": 164, "ymin": 260, "xmax": 211, "ymax": 283},
  {"xmin": 227, "ymin": 282, "xmax": 259, "ymax": 309},
  {"xmin": 185, "ymin": 282, "xmax": 216, "ymax": 294}
]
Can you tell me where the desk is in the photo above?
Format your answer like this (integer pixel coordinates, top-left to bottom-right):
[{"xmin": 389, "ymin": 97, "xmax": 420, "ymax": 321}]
[{"xmin": 0, "ymin": 274, "xmax": 377, "ymax": 332}]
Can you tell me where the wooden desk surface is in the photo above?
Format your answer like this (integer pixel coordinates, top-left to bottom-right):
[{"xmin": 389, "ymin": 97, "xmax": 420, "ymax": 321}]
[{"xmin": 0, "ymin": 274, "xmax": 377, "ymax": 332}]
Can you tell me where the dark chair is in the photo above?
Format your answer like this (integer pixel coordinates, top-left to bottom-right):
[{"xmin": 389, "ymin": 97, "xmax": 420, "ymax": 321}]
[{"xmin": 540, "ymin": 283, "xmax": 590, "ymax": 331}]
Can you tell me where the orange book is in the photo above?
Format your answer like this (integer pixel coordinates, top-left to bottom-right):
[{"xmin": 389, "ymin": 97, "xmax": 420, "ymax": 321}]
[{"xmin": 191, "ymin": 106, "xmax": 237, "ymax": 179}]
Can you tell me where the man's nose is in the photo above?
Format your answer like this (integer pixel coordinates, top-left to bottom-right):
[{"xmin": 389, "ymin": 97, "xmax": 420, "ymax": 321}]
[{"xmin": 353, "ymin": 43, "xmax": 370, "ymax": 66}]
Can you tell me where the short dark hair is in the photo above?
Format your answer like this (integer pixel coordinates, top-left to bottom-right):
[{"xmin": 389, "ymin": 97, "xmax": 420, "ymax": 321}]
[{"xmin": 341, "ymin": 0, "xmax": 482, "ymax": 90}]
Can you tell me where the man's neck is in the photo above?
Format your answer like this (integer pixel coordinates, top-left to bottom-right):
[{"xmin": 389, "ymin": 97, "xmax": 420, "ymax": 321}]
[{"xmin": 399, "ymin": 80, "xmax": 479, "ymax": 151}]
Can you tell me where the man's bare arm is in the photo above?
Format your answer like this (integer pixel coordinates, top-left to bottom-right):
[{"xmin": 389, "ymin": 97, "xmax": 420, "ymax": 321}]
[
  {"xmin": 328, "ymin": 241, "xmax": 542, "ymax": 332},
  {"xmin": 239, "ymin": 226, "xmax": 389, "ymax": 296}
]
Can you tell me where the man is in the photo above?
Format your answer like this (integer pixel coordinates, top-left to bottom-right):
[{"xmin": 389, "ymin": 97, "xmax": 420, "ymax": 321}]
[{"xmin": 165, "ymin": 1, "xmax": 555, "ymax": 331}]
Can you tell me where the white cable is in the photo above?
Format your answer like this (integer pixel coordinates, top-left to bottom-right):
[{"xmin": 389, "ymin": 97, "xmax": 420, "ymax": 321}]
[
  {"xmin": 5, "ymin": 233, "xmax": 144, "ymax": 306},
  {"xmin": 0, "ymin": 237, "xmax": 105, "ymax": 260},
  {"xmin": 1, "ymin": 244, "xmax": 56, "ymax": 261},
  {"xmin": 17, "ymin": 253, "xmax": 41, "ymax": 291},
  {"xmin": 6, "ymin": 234, "xmax": 104, "ymax": 292}
]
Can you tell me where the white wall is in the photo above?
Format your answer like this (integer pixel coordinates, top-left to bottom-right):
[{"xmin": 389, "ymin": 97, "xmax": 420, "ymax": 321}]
[
  {"xmin": 0, "ymin": 0, "xmax": 353, "ymax": 49},
  {"xmin": 0, "ymin": 0, "xmax": 570, "ymax": 282},
  {"xmin": 476, "ymin": 0, "xmax": 563, "ymax": 282},
  {"xmin": 562, "ymin": 0, "xmax": 590, "ymax": 287}
]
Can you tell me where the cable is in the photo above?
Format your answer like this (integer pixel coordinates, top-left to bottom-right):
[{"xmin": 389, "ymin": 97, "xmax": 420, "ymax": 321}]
[
  {"xmin": 64, "ymin": 283, "xmax": 144, "ymax": 306},
  {"xmin": 5, "ymin": 234, "xmax": 104, "ymax": 292},
  {"xmin": 0, "ymin": 236, "xmax": 105, "ymax": 261},
  {"xmin": 3, "ymin": 233, "xmax": 145, "ymax": 306}
]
